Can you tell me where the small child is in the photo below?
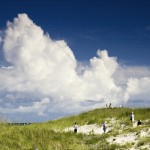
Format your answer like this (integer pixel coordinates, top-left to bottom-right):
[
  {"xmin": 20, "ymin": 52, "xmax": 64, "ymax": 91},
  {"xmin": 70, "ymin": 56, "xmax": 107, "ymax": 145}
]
[{"xmin": 137, "ymin": 120, "xmax": 142, "ymax": 126}]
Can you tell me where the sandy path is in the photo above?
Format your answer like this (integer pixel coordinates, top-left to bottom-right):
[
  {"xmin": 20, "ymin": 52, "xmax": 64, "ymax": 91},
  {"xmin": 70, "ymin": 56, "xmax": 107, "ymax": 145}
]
[{"xmin": 64, "ymin": 124, "xmax": 111, "ymax": 134}]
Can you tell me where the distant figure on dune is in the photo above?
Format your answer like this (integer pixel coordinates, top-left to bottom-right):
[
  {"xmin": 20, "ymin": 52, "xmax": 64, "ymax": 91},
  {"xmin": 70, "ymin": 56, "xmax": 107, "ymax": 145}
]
[
  {"xmin": 108, "ymin": 103, "xmax": 114, "ymax": 108},
  {"xmin": 130, "ymin": 112, "xmax": 134, "ymax": 124},
  {"xmin": 102, "ymin": 122, "xmax": 107, "ymax": 133},
  {"xmin": 74, "ymin": 122, "xmax": 78, "ymax": 133},
  {"xmin": 119, "ymin": 104, "xmax": 123, "ymax": 108},
  {"xmin": 109, "ymin": 103, "xmax": 112, "ymax": 108},
  {"xmin": 130, "ymin": 106, "xmax": 133, "ymax": 109}
]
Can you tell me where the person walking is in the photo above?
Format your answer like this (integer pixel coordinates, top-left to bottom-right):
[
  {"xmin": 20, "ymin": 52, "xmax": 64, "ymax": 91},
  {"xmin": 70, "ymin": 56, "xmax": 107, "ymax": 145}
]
[
  {"xmin": 130, "ymin": 112, "xmax": 134, "ymax": 125},
  {"xmin": 102, "ymin": 122, "xmax": 107, "ymax": 133},
  {"xmin": 74, "ymin": 122, "xmax": 78, "ymax": 133}
]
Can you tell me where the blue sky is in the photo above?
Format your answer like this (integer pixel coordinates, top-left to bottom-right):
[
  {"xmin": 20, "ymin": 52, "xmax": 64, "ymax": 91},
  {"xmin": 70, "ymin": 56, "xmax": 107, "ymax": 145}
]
[
  {"xmin": 0, "ymin": 0, "xmax": 150, "ymax": 64},
  {"xmin": 0, "ymin": 0, "xmax": 150, "ymax": 122}
]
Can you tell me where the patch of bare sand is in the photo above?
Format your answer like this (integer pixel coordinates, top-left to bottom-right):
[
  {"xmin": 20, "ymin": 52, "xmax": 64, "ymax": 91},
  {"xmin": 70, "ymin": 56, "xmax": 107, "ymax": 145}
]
[
  {"xmin": 106, "ymin": 132, "xmax": 137, "ymax": 145},
  {"xmin": 64, "ymin": 123, "xmax": 111, "ymax": 135},
  {"xmin": 106, "ymin": 128, "xmax": 150, "ymax": 150}
]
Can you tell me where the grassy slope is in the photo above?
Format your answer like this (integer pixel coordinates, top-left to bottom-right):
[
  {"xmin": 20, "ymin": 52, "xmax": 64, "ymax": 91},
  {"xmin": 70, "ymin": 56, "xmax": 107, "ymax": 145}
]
[{"xmin": 0, "ymin": 108, "xmax": 150, "ymax": 150}]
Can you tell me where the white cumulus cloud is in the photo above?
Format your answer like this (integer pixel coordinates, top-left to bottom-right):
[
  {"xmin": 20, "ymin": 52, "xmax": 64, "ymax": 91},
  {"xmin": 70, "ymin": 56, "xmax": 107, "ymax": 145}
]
[
  {"xmin": 0, "ymin": 13, "xmax": 150, "ymax": 121},
  {"xmin": 124, "ymin": 77, "xmax": 150, "ymax": 101}
]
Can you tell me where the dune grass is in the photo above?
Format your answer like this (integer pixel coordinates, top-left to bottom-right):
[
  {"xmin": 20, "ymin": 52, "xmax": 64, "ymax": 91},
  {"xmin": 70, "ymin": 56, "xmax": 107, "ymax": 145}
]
[
  {"xmin": 137, "ymin": 136, "xmax": 150, "ymax": 147},
  {"xmin": 0, "ymin": 123, "xmax": 109, "ymax": 150},
  {"xmin": 0, "ymin": 108, "xmax": 150, "ymax": 150},
  {"xmin": 47, "ymin": 107, "xmax": 150, "ymax": 130}
]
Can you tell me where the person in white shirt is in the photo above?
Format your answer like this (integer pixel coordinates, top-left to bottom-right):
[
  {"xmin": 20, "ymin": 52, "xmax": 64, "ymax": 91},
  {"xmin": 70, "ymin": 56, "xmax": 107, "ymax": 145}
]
[{"xmin": 130, "ymin": 112, "xmax": 134, "ymax": 124}]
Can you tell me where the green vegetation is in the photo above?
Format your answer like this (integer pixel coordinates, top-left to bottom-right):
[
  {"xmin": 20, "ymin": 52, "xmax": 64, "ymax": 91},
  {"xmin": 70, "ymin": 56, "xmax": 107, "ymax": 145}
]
[
  {"xmin": 0, "ymin": 108, "xmax": 150, "ymax": 150},
  {"xmin": 137, "ymin": 137, "xmax": 150, "ymax": 147},
  {"xmin": 47, "ymin": 107, "xmax": 150, "ymax": 130}
]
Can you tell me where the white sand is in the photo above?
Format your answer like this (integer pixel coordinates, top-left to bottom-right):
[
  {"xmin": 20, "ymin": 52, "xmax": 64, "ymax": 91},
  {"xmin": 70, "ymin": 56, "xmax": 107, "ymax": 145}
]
[
  {"xmin": 106, "ymin": 133, "xmax": 137, "ymax": 145},
  {"xmin": 64, "ymin": 124, "xmax": 111, "ymax": 135},
  {"xmin": 64, "ymin": 118, "xmax": 150, "ymax": 150},
  {"xmin": 106, "ymin": 128, "xmax": 150, "ymax": 149}
]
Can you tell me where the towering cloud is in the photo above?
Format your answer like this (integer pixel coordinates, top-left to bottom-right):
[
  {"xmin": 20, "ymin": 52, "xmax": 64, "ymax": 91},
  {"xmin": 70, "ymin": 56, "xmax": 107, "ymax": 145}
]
[{"xmin": 0, "ymin": 14, "xmax": 149, "ymax": 121}]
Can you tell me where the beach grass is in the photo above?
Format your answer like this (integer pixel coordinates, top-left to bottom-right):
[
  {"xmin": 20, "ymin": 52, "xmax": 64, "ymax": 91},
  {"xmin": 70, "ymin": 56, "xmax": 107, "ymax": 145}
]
[{"xmin": 0, "ymin": 107, "xmax": 149, "ymax": 150}]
